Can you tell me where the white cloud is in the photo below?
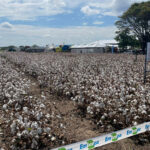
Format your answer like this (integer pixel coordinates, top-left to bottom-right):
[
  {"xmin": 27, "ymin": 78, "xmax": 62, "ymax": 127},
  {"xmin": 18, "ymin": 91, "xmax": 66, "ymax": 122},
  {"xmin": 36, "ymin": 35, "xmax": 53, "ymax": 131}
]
[
  {"xmin": 83, "ymin": 22, "xmax": 88, "ymax": 26},
  {"xmin": 0, "ymin": 24, "xmax": 116, "ymax": 46},
  {"xmin": 0, "ymin": 22, "xmax": 13, "ymax": 29},
  {"xmin": 93, "ymin": 21, "xmax": 104, "ymax": 25},
  {"xmin": 113, "ymin": 0, "xmax": 131, "ymax": 15},
  {"xmin": 0, "ymin": 0, "xmax": 149, "ymax": 20},
  {"xmin": 81, "ymin": 5, "xmax": 100, "ymax": 15},
  {"xmin": 0, "ymin": 0, "xmax": 67, "ymax": 20},
  {"xmin": 43, "ymin": 34, "xmax": 51, "ymax": 38},
  {"xmin": 81, "ymin": 0, "xmax": 150, "ymax": 16}
]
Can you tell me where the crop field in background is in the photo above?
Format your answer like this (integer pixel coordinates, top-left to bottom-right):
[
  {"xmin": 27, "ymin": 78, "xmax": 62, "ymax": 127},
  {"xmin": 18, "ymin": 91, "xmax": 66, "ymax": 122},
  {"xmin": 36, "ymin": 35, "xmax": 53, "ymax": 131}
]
[{"xmin": 1, "ymin": 52, "xmax": 150, "ymax": 150}]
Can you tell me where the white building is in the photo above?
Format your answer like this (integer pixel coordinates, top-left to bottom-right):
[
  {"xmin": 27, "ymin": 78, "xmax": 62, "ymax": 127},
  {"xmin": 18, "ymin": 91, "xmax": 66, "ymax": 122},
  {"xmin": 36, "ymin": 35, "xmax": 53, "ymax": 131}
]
[
  {"xmin": 45, "ymin": 44, "xmax": 56, "ymax": 52},
  {"xmin": 71, "ymin": 40, "xmax": 117, "ymax": 53}
]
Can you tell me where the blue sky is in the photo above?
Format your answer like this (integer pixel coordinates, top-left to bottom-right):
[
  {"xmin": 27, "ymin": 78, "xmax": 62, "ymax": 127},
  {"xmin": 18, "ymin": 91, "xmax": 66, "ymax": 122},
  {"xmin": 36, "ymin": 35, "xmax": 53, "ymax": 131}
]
[{"xmin": 0, "ymin": 0, "xmax": 148, "ymax": 46}]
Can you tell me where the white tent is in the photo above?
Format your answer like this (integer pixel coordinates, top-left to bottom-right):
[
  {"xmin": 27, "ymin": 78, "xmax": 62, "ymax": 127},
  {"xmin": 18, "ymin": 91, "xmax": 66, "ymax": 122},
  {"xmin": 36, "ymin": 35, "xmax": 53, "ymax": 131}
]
[
  {"xmin": 71, "ymin": 40, "xmax": 117, "ymax": 48},
  {"xmin": 45, "ymin": 44, "xmax": 56, "ymax": 52},
  {"xmin": 71, "ymin": 40, "xmax": 117, "ymax": 53}
]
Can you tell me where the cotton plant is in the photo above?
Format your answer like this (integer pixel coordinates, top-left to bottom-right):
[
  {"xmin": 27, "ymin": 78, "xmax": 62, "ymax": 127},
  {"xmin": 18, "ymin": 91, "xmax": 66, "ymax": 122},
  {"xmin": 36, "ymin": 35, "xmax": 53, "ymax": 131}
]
[
  {"xmin": 0, "ymin": 57, "xmax": 65, "ymax": 149},
  {"xmin": 2, "ymin": 52, "xmax": 150, "ymax": 148}
]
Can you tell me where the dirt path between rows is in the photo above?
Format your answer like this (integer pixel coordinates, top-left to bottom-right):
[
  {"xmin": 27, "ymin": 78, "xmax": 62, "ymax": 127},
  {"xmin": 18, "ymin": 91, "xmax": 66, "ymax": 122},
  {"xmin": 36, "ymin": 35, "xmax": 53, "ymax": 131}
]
[{"xmin": 29, "ymin": 76, "xmax": 100, "ymax": 146}]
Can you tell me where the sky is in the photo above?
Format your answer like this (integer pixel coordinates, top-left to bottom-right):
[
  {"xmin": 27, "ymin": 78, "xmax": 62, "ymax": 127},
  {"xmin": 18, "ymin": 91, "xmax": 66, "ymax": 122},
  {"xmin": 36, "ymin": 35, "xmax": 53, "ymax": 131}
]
[{"xmin": 0, "ymin": 0, "xmax": 149, "ymax": 46}]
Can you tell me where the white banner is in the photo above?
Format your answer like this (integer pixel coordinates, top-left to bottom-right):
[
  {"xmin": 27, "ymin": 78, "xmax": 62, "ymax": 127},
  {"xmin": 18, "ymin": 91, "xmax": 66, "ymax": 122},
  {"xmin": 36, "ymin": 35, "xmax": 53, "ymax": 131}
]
[
  {"xmin": 147, "ymin": 42, "xmax": 150, "ymax": 61},
  {"xmin": 51, "ymin": 122, "xmax": 150, "ymax": 150}
]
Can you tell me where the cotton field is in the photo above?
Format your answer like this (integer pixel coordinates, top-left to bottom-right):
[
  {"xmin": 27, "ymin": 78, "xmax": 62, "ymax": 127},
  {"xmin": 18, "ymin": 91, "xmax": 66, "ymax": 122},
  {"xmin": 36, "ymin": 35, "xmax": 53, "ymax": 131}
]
[
  {"xmin": 0, "ymin": 55, "xmax": 66, "ymax": 149},
  {"xmin": 0, "ymin": 52, "xmax": 150, "ymax": 149}
]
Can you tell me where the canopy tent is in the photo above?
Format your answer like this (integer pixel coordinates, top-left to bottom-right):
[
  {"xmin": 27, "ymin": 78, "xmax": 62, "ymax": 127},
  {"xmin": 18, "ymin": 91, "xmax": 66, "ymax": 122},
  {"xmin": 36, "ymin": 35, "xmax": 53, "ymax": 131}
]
[{"xmin": 71, "ymin": 40, "xmax": 117, "ymax": 48}]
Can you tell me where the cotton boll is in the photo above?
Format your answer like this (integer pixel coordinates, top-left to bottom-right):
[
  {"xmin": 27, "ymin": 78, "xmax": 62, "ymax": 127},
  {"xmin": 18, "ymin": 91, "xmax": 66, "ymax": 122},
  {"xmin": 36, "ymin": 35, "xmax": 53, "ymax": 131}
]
[
  {"xmin": 40, "ymin": 103, "xmax": 45, "ymax": 108},
  {"xmin": 23, "ymin": 107, "xmax": 28, "ymax": 114},
  {"xmin": 142, "ymin": 105, "xmax": 147, "ymax": 110},
  {"xmin": 131, "ymin": 88, "xmax": 136, "ymax": 92},
  {"xmin": 17, "ymin": 132, "xmax": 22, "ymax": 138},
  {"xmin": 113, "ymin": 119, "xmax": 117, "ymax": 124},
  {"xmin": 22, "ymin": 90, "xmax": 26, "ymax": 95},
  {"xmin": 44, "ymin": 127, "xmax": 51, "ymax": 133},
  {"xmin": 141, "ymin": 110, "xmax": 147, "ymax": 114},
  {"xmin": 118, "ymin": 108, "xmax": 123, "ymax": 112},
  {"xmin": 11, "ymin": 138, "xmax": 16, "ymax": 143},
  {"xmin": 104, "ymin": 113, "xmax": 108, "ymax": 117},
  {"xmin": 99, "ymin": 102, "xmax": 105, "ymax": 109},
  {"xmin": 134, "ymin": 116, "xmax": 140, "ymax": 120},
  {"xmin": 24, "ymin": 117, "xmax": 28, "ymax": 124},
  {"xmin": 37, "ymin": 128, "xmax": 42, "ymax": 134},
  {"xmin": 8, "ymin": 99, "xmax": 13, "ymax": 105},
  {"xmin": 108, "ymin": 112, "xmax": 114, "ymax": 117},
  {"xmin": 36, "ymin": 112, "xmax": 43, "ymax": 120},
  {"xmin": 10, "ymin": 121, "xmax": 17, "ymax": 134},
  {"xmin": 15, "ymin": 103, "xmax": 21, "ymax": 111},
  {"xmin": 101, "ymin": 115, "xmax": 105, "ymax": 120},
  {"xmin": 22, "ymin": 130, "xmax": 29, "ymax": 135},
  {"xmin": 35, "ymin": 135, "xmax": 39, "ymax": 140},
  {"xmin": 60, "ymin": 123, "xmax": 65, "ymax": 128},
  {"xmin": 31, "ymin": 138, "xmax": 38, "ymax": 149},
  {"xmin": 45, "ymin": 114, "xmax": 50, "ymax": 118},
  {"xmin": 132, "ymin": 99, "xmax": 137, "ymax": 105},
  {"xmin": 87, "ymin": 106, "xmax": 93, "ymax": 115},
  {"xmin": 66, "ymin": 91, "xmax": 70, "ymax": 96},
  {"xmin": 31, "ymin": 122, "xmax": 38, "ymax": 129},
  {"xmin": 3, "ymin": 104, "xmax": 7, "ymax": 110},
  {"xmin": 133, "ymin": 121, "xmax": 138, "ymax": 126},
  {"xmin": 5, "ymin": 93, "xmax": 11, "ymax": 98},
  {"xmin": 56, "ymin": 115, "xmax": 61, "ymax": 119},
  {"xmin": 51, "ymin": 136, "xmax": 56, "ymax": 141}
]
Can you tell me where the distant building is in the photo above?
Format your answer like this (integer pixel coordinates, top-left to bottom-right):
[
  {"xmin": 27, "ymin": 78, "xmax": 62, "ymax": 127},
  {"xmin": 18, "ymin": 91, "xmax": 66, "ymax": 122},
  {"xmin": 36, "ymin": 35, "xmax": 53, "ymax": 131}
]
[
  {"xmin": 71, "ymin": 41, "xmax": 105, "ymax": 53},
  {"xmin": 45, "ymin": 44, "xmax": 55, "ymax": 52},
  {"xmin": 8, "ymin": 46, "xmax": 20, "ymax": 52},
  {"xmin": 105, "ymin": 42, "xmax": 119, "ymax": 53},
  {"xmin": 71, "ymin": 40, "xmax": 118, "ymax": 53}
]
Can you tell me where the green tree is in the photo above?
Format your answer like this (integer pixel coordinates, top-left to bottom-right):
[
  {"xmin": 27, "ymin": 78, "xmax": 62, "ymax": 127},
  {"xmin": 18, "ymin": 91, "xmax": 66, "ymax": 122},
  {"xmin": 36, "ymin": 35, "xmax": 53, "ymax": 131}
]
[
  {"xmin": 32, "ymin": 44, "xmax": 39, "ymax": 48},
  {"xmin": 8, "ymin": 45, "xmax": 16, "ymax": 52},
  {"xmin": 115, "ymin": 29, "xmax": 140, "ymax": 50},
  {"xmin": 115, "ymin": 1, "xmax": 150, "ymax": 53}
]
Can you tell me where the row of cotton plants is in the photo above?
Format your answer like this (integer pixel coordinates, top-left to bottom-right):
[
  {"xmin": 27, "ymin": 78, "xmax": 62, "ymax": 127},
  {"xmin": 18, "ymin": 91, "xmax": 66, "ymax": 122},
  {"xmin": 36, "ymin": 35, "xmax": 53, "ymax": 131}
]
[
  {"xmin": 0, "ymin": 57, "xmax": 64, "ymax": 150},
  {"xmin": 2, "ymin": 52, "xmax": 150, "ymax": 131}
]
